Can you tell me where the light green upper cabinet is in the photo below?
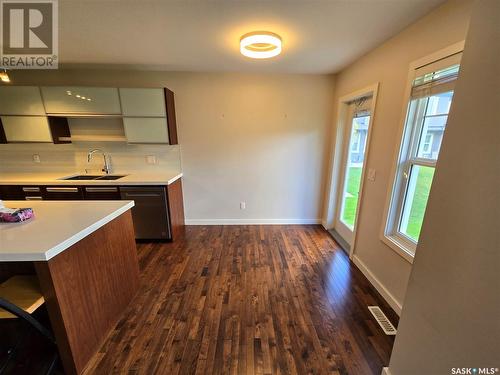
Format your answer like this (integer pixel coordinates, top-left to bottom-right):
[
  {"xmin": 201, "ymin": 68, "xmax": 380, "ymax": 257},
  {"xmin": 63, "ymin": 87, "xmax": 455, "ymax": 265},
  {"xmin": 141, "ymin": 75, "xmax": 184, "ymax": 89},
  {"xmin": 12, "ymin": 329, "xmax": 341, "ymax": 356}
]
[
  {"xmin": 1, "ymin": 116, "xmax": 52, "ymax": 142},
  {"xmin": 0, "ymin": 86, "xmax": 45, "ymax": 115},
  {"xmin": 41, "ymin": 87, "xmax": 121, "ymax": 115},
  {"xmin": 119, "ymin": 88, "xmax": 166, "ymax": 117},
  {"xmin": 123, "ymin": 118, "xmax": 169, "ymax": 144}
]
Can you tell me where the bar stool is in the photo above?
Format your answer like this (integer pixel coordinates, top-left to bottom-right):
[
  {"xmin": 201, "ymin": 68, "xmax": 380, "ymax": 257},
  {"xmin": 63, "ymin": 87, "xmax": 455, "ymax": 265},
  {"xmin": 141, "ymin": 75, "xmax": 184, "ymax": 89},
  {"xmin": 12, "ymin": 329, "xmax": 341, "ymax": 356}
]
[{"xmin": 0, "ymin": 275, "xmax": 58, "ymax": 374}]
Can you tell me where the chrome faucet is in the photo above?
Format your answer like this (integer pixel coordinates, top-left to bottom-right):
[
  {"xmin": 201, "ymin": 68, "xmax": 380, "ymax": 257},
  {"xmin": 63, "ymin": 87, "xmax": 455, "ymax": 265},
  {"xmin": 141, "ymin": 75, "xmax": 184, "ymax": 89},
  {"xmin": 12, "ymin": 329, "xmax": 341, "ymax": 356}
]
[{"xmin": 87, "ymin": 149, "xmax": 111, "ymax": 174}]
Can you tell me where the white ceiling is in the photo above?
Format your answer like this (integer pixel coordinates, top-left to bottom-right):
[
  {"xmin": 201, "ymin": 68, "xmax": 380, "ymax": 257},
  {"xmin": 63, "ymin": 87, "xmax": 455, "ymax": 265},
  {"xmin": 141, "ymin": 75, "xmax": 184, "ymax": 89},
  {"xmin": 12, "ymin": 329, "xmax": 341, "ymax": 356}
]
[{"xmin": 59, "ymin": 0, "xmax": 446, "ymax": 74}]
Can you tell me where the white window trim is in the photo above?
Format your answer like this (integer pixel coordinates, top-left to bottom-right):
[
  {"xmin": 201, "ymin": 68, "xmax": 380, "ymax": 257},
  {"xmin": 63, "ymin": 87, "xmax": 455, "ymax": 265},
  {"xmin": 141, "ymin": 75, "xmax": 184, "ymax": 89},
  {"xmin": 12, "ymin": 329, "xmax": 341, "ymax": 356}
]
[{"xmin": 380, "ymin": 41, "xmax": 465, "ymax": 264}]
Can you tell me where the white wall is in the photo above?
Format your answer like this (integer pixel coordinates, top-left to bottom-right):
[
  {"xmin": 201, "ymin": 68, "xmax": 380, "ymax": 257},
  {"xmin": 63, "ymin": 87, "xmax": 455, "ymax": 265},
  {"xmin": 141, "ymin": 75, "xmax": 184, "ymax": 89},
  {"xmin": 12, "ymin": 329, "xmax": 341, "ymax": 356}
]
[
  {"xmin": 324, "ymin": 0, "xmax": 474, "ymax": 313},
  {"xmin": 387, "ymin": 1, "xmax": 500, "ymax": 373},
  {"xmin": 1, "ymin": 72, "xmax": 334, "ymax": 224}
]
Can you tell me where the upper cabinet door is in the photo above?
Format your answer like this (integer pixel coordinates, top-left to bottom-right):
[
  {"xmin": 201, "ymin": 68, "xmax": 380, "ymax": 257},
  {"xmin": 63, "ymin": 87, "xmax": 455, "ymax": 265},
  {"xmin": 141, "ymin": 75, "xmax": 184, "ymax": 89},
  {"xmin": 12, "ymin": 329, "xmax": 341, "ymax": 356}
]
[
  {"xmin": 119, "ymin": 88, "xmax": 166, "ymax": 117},
  {"xmin": 0, "ymin": 86, "xmax": 45, "ymax": 115},
  {"xmin": 41, "ymin": 87, "xmax": 121, "ymax": 115},
  {"xmin": 1, "ymin": 116, "xmax": 52, "ymax": 142},
  {"xmin": 123, "ymin": 117, "xmax": 169, "ymax": 144}
]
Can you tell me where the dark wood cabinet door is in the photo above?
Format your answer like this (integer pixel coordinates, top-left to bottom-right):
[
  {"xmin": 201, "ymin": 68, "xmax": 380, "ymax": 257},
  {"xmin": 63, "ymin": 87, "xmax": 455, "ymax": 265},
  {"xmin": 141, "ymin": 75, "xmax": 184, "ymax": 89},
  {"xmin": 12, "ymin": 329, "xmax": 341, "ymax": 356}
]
[{"xmin": 0, "ymin": 185, "xmax": 24, "ymax": 200}]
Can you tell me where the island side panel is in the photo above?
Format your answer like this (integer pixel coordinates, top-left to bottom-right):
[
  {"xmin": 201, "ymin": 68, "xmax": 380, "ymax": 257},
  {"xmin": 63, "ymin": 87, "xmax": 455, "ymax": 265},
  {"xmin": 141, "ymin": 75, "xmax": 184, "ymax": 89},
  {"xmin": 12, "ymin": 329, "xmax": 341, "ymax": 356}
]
[
  {"xmin": 34, "ymin": 210, "xmax": 139, "ymax": 375},
  {"xmin": 166, "ymin": 178, "xmax": 185, "ymax": 240}
]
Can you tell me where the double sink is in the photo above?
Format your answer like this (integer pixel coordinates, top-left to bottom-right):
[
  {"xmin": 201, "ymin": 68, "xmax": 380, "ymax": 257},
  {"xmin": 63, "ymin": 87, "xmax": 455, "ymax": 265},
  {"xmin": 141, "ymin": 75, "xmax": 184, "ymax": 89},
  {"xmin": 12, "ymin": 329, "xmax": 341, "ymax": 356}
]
[{"xmin": 60, "ymin": 174, "xmax": 127, "ymax": 181}]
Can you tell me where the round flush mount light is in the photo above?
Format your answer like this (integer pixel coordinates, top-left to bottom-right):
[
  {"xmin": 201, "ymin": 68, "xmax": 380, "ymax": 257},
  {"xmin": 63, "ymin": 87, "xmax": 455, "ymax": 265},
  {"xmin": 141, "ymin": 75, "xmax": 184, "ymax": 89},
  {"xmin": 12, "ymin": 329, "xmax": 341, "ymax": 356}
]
[{"xmin": 240, "ymin": 31, "xmax": 282, "ymax": 59}]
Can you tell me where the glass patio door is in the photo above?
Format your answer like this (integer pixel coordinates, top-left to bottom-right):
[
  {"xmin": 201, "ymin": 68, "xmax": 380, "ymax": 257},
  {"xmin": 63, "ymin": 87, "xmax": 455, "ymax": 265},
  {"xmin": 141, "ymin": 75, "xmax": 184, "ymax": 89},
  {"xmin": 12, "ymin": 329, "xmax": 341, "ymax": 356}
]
[{"xmin": 334, "ymin": 97, "xmax": 372, "ymax": 246}]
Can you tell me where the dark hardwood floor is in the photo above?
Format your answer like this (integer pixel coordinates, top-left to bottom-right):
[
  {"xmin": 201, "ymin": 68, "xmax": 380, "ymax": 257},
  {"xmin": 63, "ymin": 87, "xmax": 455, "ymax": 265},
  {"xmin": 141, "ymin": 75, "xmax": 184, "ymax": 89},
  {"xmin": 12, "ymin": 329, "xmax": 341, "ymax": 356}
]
[{"xmin": 84, "ymin": 225, "xmax": 397, "ymax": 375}]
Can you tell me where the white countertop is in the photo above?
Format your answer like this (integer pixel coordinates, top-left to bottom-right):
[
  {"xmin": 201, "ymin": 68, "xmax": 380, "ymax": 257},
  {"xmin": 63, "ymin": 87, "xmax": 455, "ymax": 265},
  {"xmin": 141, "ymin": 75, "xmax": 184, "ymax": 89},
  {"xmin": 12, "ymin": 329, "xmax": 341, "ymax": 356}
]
[
  {"xmin": 0, "ymin": 200, "xmax": 134, "ymax": 261},
  {"xmin": 0, "ymin": 171, "xmax": 182, "ymax": 186}
]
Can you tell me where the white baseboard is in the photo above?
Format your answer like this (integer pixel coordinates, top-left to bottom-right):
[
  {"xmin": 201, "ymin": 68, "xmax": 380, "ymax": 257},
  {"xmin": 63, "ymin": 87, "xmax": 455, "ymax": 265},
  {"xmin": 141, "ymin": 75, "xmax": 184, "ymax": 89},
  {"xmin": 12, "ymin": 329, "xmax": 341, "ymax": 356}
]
[
  {"xmin": 381, "ymin": 367, "xmax": 392, "ymax": 375},
  {"xmin": 352, "ymin": 255, "xmax": 402, "ymax": 316},
  {"xmin": 185, "ymin": 218, "xmax": 322, "ymax": 225}
]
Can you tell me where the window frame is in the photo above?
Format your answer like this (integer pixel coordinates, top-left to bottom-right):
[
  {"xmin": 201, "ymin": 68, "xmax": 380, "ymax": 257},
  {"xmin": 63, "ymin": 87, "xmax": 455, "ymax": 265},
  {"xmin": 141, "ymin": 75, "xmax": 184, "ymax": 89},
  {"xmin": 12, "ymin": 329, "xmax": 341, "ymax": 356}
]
[{"xmin": 380, "ymin": 42, "xmax": 464, "ymax": 263}]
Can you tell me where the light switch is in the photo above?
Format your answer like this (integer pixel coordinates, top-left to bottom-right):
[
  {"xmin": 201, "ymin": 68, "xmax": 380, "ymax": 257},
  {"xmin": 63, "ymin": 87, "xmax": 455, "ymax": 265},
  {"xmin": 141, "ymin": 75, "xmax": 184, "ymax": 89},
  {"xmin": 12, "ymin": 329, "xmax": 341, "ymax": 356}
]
[
  {"xmin": 146, "ymin": 155, "xmax": 157, "ymax": 165},
  {"xmin": 367, "ymin": 168, "xmax": 376, "ymax": 181},
  {"xmin": 32, "ymin": 154, "xmax": 41, "ymax": 163},
  {"xmin": 240, "ymin": 202, "xmax": 246, "ymax": 210}
]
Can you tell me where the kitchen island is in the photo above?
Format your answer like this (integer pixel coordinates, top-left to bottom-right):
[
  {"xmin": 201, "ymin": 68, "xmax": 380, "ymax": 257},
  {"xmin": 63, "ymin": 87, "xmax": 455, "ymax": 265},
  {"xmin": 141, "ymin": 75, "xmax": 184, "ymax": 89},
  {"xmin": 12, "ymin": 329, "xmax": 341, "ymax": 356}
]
[{"xmin": 0, "ymin": 200, "xmax": 140, "ymax": 374}]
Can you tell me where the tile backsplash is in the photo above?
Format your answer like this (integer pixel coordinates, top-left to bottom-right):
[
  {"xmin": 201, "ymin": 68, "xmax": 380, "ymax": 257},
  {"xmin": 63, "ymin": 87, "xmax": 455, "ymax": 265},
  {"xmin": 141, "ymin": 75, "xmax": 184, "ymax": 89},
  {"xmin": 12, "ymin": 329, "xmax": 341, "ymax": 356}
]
[{"xmin": 0, "ymin": 142, "xmax": 181, "ymax": 175}]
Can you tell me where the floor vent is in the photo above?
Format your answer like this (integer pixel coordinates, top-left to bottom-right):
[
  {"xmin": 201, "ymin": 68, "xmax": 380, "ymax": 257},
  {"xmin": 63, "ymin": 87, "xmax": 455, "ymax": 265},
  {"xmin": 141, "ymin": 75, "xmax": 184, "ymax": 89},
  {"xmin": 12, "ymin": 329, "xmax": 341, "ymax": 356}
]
[{"xmin": 368, "ymin": 306, "xmax": 397, "ymax": 335}]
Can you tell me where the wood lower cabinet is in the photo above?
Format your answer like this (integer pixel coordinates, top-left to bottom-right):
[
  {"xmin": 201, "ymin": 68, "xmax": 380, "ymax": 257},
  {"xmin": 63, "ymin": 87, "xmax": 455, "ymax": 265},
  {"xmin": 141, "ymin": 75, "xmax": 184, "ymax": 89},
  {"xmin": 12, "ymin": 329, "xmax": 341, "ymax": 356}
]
[
  {"xmin": 1, "ymin": 180, "xmax": 185, "ymax": 241},
  {"xmin": 0, "ymin": 185, "xmax": 44, "ymax": 200},
  {"xmin": 0, "ymin": 186, "xmax": 25, "ymax": 200}
]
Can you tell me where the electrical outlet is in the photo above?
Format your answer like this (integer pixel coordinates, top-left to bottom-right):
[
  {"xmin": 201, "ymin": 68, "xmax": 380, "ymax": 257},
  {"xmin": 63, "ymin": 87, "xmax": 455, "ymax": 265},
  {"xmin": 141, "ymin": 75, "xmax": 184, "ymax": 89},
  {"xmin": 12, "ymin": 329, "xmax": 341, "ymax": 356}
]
[
  {"xmin": 146, "ymin": 155, "xmax": 157, "ymax": 165},
  {"xmin": 32, "ymin": 154, "xmax": 41, "ymax": 163},
  {"xmin": 368, "ymin": 168, "xmax": 376, "ymax": 181},
  {"xmin": 240, "ymin": 202, "xmax": 246, "ymax": 210}
]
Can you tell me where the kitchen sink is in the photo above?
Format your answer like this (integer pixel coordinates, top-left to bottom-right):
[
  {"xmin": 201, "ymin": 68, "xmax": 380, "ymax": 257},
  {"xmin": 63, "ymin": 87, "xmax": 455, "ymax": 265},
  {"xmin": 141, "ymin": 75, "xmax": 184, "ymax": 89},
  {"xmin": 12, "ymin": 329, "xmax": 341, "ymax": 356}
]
[
  {"xmin": 95, "ymin": 175, "xmax": 127, "ymax": 180},
  {"xmin": 60, "ymin": 174, "xmax": 127, "ymax": 181},
  {"xmin": 61, "ymin": 175, "xmax": 102, "ymax": 180}
]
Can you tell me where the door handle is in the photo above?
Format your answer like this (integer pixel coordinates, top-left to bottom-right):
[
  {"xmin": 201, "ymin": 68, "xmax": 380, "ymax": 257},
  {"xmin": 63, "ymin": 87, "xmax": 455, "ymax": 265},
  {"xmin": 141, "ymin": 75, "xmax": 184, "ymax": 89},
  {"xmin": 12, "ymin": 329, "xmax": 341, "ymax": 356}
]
[
  {"xmin": 25, "ymin": 196, "xmax": 43, "ymax": 200},
  {"xmin": 22, "ymin": 187, "xmax": 40, "ymax": 192}
]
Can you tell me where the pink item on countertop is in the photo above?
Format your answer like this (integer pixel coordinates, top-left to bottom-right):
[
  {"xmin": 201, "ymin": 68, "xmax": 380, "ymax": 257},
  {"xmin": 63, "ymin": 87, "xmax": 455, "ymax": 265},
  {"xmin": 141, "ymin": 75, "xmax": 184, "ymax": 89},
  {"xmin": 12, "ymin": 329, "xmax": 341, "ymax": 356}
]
[{"xmin": 0, "ymin": 207, "xmax": 34, "ymax": 222}]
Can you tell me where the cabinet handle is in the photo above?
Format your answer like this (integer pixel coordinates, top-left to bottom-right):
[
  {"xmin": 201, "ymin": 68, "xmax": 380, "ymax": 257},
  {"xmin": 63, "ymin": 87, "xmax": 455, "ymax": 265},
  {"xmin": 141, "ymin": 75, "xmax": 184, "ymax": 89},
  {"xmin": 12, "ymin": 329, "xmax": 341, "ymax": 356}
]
[
  {"xmin": 25, "ymin": 196, "xmax": 43, "ymax": 200},
  {"xmin": 22, "ymin": 187, "xmax": 40, "ymax": 192},
  {"xmin": 46, "ymin": 187, "xmax": 79, "ymax": 193},
  {"xmin": 124, "ymin": 193, "xmax": 161, "ymax": 197},
  {"xmin": 85, "ymin": 187, "xmax": 118, "ymax": 193}
]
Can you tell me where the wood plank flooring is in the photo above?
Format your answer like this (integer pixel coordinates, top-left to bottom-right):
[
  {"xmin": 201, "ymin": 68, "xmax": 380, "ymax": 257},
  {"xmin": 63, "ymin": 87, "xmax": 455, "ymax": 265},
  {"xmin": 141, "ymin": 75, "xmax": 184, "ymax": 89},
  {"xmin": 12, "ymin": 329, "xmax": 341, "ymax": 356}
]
[{"xmin": 84, "ymin": 225, "xmax": 397, "ymax": 375}]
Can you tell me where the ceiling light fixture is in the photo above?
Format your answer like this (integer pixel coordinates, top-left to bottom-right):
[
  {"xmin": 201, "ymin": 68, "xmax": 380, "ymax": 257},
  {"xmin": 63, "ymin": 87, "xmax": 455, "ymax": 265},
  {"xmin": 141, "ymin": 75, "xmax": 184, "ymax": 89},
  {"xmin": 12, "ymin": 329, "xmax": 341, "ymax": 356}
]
[
  {"xmin": 240, "ymin": 31, "xmax": 282, "ymax": 59},
  {"xmin": 0, "ymin": 69, "xmax": 11, "ymax": 83}
]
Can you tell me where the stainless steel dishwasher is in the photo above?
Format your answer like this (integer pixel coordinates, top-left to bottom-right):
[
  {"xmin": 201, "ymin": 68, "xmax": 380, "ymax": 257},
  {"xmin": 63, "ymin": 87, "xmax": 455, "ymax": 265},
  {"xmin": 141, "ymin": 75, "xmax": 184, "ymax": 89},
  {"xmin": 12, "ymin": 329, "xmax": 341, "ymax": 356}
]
[{"xmin": 120, "ymin": 186, "xmax": 171, "ymax": 240}]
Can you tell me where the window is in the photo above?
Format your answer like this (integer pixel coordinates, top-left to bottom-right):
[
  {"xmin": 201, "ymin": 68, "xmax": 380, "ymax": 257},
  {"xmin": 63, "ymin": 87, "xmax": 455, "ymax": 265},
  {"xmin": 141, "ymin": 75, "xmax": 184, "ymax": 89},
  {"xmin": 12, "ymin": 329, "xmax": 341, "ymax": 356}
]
[
  {"xmin": 384, "ymin": 52, "xmax": 461, "ymax": 256},
  {"xmin": 340, "ymin": 113, "xmax": 371, "ymax": 229}
]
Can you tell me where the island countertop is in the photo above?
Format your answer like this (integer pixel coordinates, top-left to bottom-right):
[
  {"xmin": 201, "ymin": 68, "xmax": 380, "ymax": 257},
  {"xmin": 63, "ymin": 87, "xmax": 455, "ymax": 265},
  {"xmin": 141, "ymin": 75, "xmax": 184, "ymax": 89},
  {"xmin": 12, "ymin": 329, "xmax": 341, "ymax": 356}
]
[
  {"xmin": 0, "ymin": 171, "xmax": 183, "ymax": 186},
  {"xmin": 0, "ymin": 200, "xmax": 134, "ymax": 262}
]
